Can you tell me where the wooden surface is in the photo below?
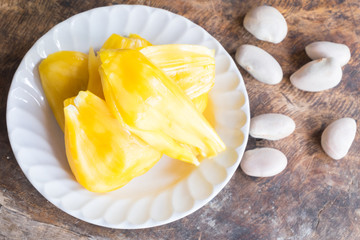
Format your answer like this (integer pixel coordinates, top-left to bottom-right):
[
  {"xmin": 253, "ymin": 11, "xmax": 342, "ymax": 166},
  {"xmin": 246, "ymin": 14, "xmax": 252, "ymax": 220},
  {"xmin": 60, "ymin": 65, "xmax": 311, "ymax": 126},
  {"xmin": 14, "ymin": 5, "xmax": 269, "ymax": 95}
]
[{"xmin": 1, "ymin": 0, "xmax": 359, "ymax": 239}]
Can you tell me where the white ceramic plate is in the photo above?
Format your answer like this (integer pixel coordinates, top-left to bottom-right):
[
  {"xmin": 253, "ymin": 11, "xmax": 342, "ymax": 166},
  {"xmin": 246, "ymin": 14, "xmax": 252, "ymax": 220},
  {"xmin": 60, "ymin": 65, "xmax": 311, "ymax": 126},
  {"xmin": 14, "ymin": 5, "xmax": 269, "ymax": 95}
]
[{"xmin": 6, "ymin": 5, "xmax": 250, "ymax": 229}]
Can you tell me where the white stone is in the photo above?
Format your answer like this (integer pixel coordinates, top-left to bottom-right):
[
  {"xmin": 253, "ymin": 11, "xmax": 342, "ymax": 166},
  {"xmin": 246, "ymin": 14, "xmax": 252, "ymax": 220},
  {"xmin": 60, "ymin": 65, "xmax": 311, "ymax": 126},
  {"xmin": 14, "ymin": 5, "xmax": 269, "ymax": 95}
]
[
  {"xmin": 243, "ymin": 5, "xmax": 287, "ymax": 44},
  {"xmin": 241, "ymin": 148, "xmax": 287, "ymax": 177},
  {"xmin": 235, "ymin": 44, "xmax": 283, "ymax": 85},
  {"xmin": 250, "ymin": 113, "xmax": 295, "ymax": 140},
  {"xmin": 321, "ymin": 118, "xmax": 357, "ymax": 160},
  {"xmin": 305, "ymin": 41, "xmax": 351, "ymax": 67},
  {"xmin": 290, "ymin": 58, "xmax": 342, "ymax": 92}
]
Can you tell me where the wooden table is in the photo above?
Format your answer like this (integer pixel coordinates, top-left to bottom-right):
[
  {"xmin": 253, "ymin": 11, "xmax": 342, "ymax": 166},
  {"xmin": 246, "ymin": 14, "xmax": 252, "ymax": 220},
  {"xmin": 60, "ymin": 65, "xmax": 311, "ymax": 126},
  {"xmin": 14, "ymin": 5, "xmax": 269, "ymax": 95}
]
[{"xmin": 1, "ymin": 0, "xmax": 359, "ymax": 239}]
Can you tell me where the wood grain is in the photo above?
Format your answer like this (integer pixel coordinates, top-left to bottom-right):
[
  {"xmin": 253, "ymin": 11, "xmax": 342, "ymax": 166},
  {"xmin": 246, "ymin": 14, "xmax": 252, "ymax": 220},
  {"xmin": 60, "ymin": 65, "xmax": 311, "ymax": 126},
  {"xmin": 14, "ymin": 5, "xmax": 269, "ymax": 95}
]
[{"xmin": 0, "ymin": 0, "xmax": 359, "ymax": 239}]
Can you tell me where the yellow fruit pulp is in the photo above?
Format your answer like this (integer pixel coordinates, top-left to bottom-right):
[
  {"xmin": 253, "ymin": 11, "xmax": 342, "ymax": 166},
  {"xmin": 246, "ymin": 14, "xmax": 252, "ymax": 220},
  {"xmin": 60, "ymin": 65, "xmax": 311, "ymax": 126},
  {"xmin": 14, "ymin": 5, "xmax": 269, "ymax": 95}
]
[
  {"xmin": 64, "ymin": 91, "xmax": 162, "ymax": 192},
  {"xmin": 192, "ymin": 94, "xmax": 208, "ymax": 113},
  {"xmin": 39, "ymin": 33, "xmax": 224, "ymax": 192},
  {"xmin": 87, "ymin": 47, "xmax": 104, "ymax": 99},
  {"xmin": 101, "ymin": 33, "xmax": 152, "ymax": 50},
  {"xmin": 140, "ymin": 44, "xmax": 215, "ymax": 99},
  {"xmin": 99, "ymin": 49, "xmax": 225, "ymax": 166},
  {"xmin": 39, "ymin": 51, "xmax": 89, "ymax": 131}
]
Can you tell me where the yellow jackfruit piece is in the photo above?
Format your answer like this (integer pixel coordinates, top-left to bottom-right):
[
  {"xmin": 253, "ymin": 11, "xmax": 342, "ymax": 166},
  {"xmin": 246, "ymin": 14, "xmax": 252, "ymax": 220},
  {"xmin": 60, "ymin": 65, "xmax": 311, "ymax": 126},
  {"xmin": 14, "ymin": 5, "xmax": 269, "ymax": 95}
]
[
  {"xmin": 39, "ymin": 51, "xmax": 89, "ymax": 131},
  {"xmin": 87, "ymin": 47, "xmax": 104, "ymax": 99},
  {"xmin": 64, "ymin": 91, "xmax": 162, "ymax": 192},
  {"xmin": 101, "ymin": 33, "xmax": 152, "ymax": 50},
  {"xmin": 99, "ymin": 49, "xmax": 225, "ymax": 166},
  {"xmin": 140, "ymin": 44, "xmax": 215, "ymax": 99}
]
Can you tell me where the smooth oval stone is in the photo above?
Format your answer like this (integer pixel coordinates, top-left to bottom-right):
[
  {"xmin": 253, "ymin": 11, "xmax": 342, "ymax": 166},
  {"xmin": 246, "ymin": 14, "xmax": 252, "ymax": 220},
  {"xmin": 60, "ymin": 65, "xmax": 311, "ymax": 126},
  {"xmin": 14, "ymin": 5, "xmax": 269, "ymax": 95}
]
[
  {"xmin": 243, "ymin": 5, "xmax": 287, "ymax": 44},
  {"xmin": 250, "ymin": 113, "xmax": 295, "ymax": 140},
  {"xmin": 321, "ymin": 118, "xmax": 357, "ymax": 160},
  {"xmin": 235, "ymin": 44, "xmax": 283, "ymax": 85},
  {"xmin": 290, "ymin": 58, "xmax": 342, "ymax": 92},
  {"xmin": 241, "ymin": 148, "xmax": 287, "ymax": 177},
  {"xmin": 305, "ymin": 41, "xmax": 351, "ymax": 67}
]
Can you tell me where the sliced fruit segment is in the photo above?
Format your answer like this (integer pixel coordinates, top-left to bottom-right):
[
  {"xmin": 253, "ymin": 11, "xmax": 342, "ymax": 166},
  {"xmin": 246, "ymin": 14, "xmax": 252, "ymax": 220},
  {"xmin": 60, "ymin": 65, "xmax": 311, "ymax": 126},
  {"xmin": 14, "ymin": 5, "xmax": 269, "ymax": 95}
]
[
  {"xmin": 101, "ymin": 33, "xmax": 152, "ymax": 50},
  {"xmin": 64, "ymin": 91, "xmax": 162, "ymax": 193},
  {"xmin": 140, "ymin": 44, "xmax": 215, "ymax": 99},
  {"xmin": 99, "ymin": 49, "xmax": 225, "ymax": 165},
  {"xmin": 87, "ymin": 47, "xmax": 104, "ymax": 99},
  {"xmin": 39, "ymin": 51, "xmax": 89, "ymax": 131}
]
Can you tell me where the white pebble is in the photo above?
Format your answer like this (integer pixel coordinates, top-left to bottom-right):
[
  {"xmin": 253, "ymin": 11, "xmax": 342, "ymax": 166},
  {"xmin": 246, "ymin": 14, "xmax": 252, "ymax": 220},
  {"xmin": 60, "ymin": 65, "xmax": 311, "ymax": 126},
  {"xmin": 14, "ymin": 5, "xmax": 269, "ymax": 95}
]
[
  {"xmin": 250, "ymin": 113, "xmax": 295, "ymax": 140},
  {"xmin": 290, "ymin": 58, "xmax": 342, "ymax": 92},
  {"xmin": 235, "ymin": 44, "xmax": 283, "ymax": 85},
  {"xmin": 243, "ymin": 5, "xmax": 287, "ymax": 44},
  {"xmin": 321, "ymin": 118, "xmax": 357, "ymax": 160},
  {"xmin": 241, "ymin": 148, "xmax": 287, "ymax": 177},
  {"xmin": 305, "ymin": 41, "xmax": 351, "ymax": 67}
]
